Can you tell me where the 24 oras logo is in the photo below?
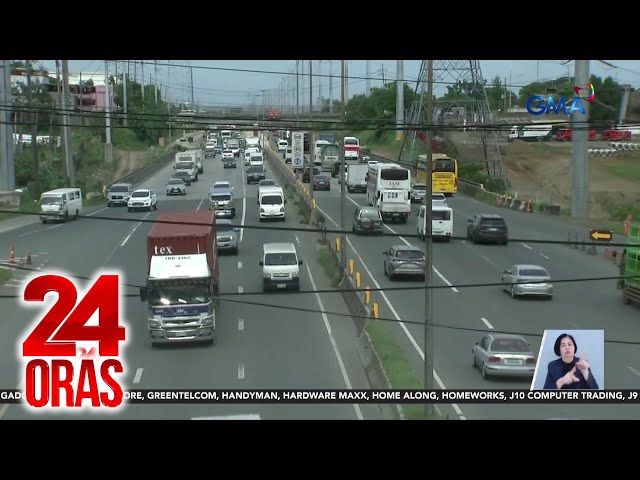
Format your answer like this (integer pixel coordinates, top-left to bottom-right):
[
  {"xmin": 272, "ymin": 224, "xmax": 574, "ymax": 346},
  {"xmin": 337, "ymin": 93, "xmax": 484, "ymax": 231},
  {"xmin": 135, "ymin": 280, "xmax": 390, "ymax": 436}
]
[
  {"xmin": 19, "ymin": 272, "xmax": 128, "ymax": 412},
  {"xmin": 526, "ymin": 83, "xmax": 595, "ymax": 115}
]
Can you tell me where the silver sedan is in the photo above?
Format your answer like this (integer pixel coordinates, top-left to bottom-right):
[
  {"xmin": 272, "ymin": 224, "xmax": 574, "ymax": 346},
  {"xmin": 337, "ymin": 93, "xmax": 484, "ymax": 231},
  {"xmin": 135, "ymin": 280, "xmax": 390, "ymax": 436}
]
[
  {"xmin": 383, "ymin": 245, "xmax": 426, "ymax": 280},
  {"xmin": 472, "ymin": 333, "xmax": 537, "ymax": 379},
  {"xmin": 501, "ymin": 264, "xmax": 553, "ymax": 299}
]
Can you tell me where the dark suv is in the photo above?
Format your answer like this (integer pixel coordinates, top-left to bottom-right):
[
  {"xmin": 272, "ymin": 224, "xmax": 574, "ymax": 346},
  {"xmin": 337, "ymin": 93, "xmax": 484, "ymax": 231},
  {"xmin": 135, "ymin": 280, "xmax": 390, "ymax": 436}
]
[
  {"xmin": 466, "ymin": 214, "xmax": 508, "ymax": 244},
  {"xmin": 246, "ymin": 165, "xmax": 265, "ymax": 184}
]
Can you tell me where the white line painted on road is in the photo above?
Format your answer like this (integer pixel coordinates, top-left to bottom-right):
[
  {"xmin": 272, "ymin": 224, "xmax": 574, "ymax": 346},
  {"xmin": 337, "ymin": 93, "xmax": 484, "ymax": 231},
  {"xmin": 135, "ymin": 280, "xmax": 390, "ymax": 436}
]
[
  {"xmin": 294, "ymin": 234, "xmax": 301, "ymax": 245},
  {"xmin": 627, "ymin": 366, "xmax": 640, "ymax": 378},
  {"xmin": 133, "ymin": 368, "xmax": 143, "ymax": 384},
  {"xmin": 240, "ymin": 161, "xmax": 247, "ymax": 243},
  {"xmin": 121, "ymin": 211, "xmax": 152, "ymax": 247},
  {"xmin": 345, "ymin": 196, "xmax": 459, "ymax": 293},
  {"xmin": 480, "ymin": 317, "xmax": 494, "ymax": 329},
  {"xmin": 237, "ymin": 261, "xmax": 242, "ymax": 269},
  {"xmin": 305, "ymin": 263, "xmax": 363, "ymax": 420},
  {"xmin": 237, "ymin": 363, "xmax": 245, "ymax": 380},
  {"xmin": 196, "ymin": 198, "xmax": 205, "ymax": 211},
  {"xmin": 87, "ymin": 207, "xmax": 108, "ymax": 217},
  {"xmin": 45, "ymin": 224, "xmax": 63, "ymax": 231},
  {"xmin": 315, "ymin": 203, "xmax": 465, "ymax": 420},
  {"xmin": 238, "ymin": 319, "xmax": 244, "ymax": 332},
  {"xmin": 521, "ymin": 243, "xmax": 533, "ymax": 250},
  {"xmin": 238, "ymin": 285, "xmax": 243, "ymax": 293},
  {"xmin": 540, "ymin": 253, "xmax": 550, "ymax": 259}
]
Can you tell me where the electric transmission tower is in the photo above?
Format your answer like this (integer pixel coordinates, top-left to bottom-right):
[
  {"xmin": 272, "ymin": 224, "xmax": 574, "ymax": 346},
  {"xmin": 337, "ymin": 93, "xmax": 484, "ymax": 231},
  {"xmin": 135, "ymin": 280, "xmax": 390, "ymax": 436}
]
[{"xmin": 399, "ymin": 60, "xmax": 507, "ymax": 187}]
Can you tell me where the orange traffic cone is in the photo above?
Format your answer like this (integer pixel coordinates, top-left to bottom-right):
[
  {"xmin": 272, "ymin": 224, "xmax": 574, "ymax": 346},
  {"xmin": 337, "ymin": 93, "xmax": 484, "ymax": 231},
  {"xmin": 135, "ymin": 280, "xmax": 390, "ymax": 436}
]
[
  {"xmin": 8, "ymin": 245, "xmax": 15, "ymax": 264},
  {"xmin": 26, "ymin": 248, "xmax": 32, "ymax": 265}
]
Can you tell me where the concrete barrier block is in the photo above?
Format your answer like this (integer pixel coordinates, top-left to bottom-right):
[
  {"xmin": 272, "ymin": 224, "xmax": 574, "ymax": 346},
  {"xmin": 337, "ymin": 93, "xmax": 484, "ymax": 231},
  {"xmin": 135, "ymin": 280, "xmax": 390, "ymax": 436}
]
[{"xmin": 0, "ymin": 191, "xmax": 22, "ymax": 210}]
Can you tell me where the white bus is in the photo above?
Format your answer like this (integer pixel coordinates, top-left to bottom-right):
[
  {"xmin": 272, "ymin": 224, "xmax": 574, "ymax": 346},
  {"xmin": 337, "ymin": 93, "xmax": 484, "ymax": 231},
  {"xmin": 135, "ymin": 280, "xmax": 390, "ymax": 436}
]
[
  {"xmin": 366, "ymin": 163, "xmax": 411, "ymax": 222},
  {"xmin": 343, "ymin": 136, "xmax": 360, "ymax": 160}
]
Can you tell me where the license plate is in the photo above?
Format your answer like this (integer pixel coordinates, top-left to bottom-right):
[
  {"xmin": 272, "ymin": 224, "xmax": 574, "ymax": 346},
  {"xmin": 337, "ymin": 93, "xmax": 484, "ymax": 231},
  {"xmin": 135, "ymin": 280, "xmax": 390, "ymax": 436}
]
[
  {"xmin": 393, "ymin": 213, "xmax": 399, "ymax": 216},
  {"xmin": 277, "ymin": 283, "xmax": 286, "ymax": 288},
  {"xmin": 504, "ymin": 359, "xmax": 522, "ymax": 365},
  {"xmin": 489, "ymin": 227, "xmax": 497, "ymax": 231},
  {"xmin": 175, "ymin": 331, "xmax": 188, "ymax": 337},
  {"xmin": 219, "ymin": 243, "xmax": 228, "ymax": 247}
]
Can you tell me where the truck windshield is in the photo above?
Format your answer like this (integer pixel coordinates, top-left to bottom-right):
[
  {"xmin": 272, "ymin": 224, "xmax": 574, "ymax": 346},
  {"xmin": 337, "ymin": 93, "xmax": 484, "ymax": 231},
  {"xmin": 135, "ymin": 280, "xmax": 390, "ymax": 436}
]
[{"xmin": 148, "ymin": 284, "xmax": 211, "ymax": 306}]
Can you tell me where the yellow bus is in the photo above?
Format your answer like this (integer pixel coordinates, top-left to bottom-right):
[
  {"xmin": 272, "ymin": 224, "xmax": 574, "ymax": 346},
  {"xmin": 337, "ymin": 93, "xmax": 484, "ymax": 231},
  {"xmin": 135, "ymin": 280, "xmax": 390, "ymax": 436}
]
[{"xmin": 416, "ymin": 153, "xmax": 458, "ymax": 195}]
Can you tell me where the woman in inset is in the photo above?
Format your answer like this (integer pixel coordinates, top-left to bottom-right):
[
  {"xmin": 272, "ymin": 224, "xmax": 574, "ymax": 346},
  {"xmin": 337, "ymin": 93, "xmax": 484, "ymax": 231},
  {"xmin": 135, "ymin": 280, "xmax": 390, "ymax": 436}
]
[{"xmin": 543, "ymin": 333, "xmax": 600, "ymax": 390}]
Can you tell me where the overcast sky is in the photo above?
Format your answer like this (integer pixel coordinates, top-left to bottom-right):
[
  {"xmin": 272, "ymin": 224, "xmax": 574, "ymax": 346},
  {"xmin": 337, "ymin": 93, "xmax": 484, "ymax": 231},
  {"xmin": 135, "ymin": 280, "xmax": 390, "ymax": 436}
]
[{"xmin": 37, "ymin": 60, "xmax": 640, "ymax": 108}]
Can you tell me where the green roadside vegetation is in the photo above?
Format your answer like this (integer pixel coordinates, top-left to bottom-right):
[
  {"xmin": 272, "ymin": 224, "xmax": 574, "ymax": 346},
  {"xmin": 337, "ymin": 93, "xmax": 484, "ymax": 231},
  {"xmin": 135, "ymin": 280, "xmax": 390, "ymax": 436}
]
[
  {"xmin": 0, "ymin": 268, "xmax": 12, "ymax": 284},
  {"xmin": 6, "ymin": 62, "xmax": 178, "ymax": 222}
]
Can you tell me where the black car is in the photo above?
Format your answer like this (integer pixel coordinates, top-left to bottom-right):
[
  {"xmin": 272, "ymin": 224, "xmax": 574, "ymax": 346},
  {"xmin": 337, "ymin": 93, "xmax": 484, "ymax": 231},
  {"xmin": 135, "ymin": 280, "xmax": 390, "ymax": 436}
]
[
  {"xmin": 246, "ymin": 165, "xmax": 265, "ymax": 184},
  {"xmin": 171, "ymin": 171, "xmax": 191, "ymax": 186},
  {"xmin": 313, "ymin": 175, "xmax": 331, "ymax": 191},
  {"xmin": 467, "ymin": 214, "xmax": 508, "ymax": 244},
  {"xmin": 302, "ymin": 166, "xmax": 321, "ymax": 183}
]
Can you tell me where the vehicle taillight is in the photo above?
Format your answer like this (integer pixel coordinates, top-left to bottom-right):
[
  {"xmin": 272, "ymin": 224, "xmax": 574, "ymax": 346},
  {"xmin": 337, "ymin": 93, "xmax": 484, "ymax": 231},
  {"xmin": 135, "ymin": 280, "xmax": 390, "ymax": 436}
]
[
  {"xmin": 526, "ymin": 358, "xmax": 536, "ymax": 364},
  {"xmin": 488, "ymin": 356, "xmax": 501, "ymax": 363}
]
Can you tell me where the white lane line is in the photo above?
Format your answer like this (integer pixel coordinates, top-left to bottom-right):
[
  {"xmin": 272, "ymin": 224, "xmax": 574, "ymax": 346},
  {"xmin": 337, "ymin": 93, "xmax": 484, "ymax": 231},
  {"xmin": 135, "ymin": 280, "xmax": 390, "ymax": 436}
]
[
  {"xmin": 240, "ymin": 161, "xmax": 247, "ymax": 243},
  {"xmin": 521, "ymin": 243, "xmax": 533, "ymax": 250},
  {"xmin": 237, "ymin": 261, "xmax": 242, "ymax": 269},
  {"xmin": 316, "ymin": 203, "xmax": 465, "ymax": 420},
  {"xmin": 196, "ymin": 198, "xmax": 205, "ymax": 211},
  {"xmin": 540, "ymin": 253, "xmax": 550, "ymax": 259},
  {"xmin": 627, "ymin": 366, "xmax": 640, "ymax": 378},
  {"xmin": 133, "ymin": 368, "xmax": 144, "ymax": 384},
  {"xmin": 238, "ymin": 286, "xmax": 243, "ymax": 293},
  {"xmin": 345, "ymin": 197, "xmax": 459, "ymax": 293},
  {"xmin": 237, "ymin": 363, "xmax": 245, "ymax": 380},
  {"xmin": 120, "ymin": 211, "xmax": 152, "ymax": 247},
  {"xmin": 238, "ymin": 319, "xmax": 244, "ymax": 332},
  {"xmin": 87, "ymin": 207, "xmax": 109, "ymax": 216},
  {"xmin": 305, "ymin": 263, "xmax": 363, "ymax": 420},
  {"xmin": 480, "ymin": 317, "xmax": 494, "ymax": 329}
]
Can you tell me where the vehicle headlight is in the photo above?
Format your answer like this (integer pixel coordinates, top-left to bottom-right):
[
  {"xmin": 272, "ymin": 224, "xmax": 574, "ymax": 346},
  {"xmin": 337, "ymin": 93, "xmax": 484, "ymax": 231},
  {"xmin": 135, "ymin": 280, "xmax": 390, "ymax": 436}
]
[
  {"xmin": 263, "ymin": 273, "xmax": 270, "ymax": 278},
  {"xmin": 260, "ymin": 208, "xmax": 265, "ymax": 213},
  {"xmin": 201, "ymin": 315, "xmax": 214, "ymax": 326},
  {"xmin": 291, "ymin": 271, "xmax": 299, "ymax": 277}
]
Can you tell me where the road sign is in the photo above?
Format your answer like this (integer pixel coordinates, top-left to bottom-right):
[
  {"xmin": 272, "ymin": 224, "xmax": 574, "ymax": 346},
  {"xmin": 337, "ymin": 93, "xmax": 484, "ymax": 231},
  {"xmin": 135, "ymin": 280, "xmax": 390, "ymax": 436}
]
[
  {"xmin": 292, "ymin": 132, "xmax": 304, "ymax": 168},
  {"xmin": 590, "ymin": 229, "xmax": 613, "ymax": 242}
]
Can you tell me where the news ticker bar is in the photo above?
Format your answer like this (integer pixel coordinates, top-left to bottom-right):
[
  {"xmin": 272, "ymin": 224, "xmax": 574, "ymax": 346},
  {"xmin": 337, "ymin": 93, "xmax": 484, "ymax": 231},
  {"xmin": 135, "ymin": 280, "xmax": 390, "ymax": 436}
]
[{"xmin": 2, "ymin": 389, "xmax": 640, "ymax": 404}]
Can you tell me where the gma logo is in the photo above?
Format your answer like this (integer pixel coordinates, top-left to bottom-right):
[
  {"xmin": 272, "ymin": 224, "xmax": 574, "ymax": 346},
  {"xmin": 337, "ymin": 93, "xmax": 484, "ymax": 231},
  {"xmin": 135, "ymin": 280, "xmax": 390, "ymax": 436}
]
[{"xmin": 526, "ymin": 83, "xmax": 595, "ymax": 116}]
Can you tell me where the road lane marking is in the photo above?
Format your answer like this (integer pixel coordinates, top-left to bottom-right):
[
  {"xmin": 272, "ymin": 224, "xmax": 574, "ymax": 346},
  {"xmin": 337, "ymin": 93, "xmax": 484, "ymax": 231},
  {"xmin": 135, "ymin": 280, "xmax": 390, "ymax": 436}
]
[
  {"xmin": 540, "ymin": 253, "xmax": 550, "ymax": 259},
  {"xmin": 196, "ymin": 198, "xmax": 205, "ymax": 211},
  {"xmin": 237, "ymin": 363, "xmax": 245, "ymax": 380},
  {"xmin": 521, "ymin": 243, "xmax": 533, "ymax": 250},
  {"xmin": 628, "ymin": 366, "xmax": 640, "ymax": 378},
  {"xmin": 345, "ymin": 196, "xmax": 459, "ymax": 293},
  {"xmin": 315, "ymin": 203, "xmax": 466, "ymax": 420},
  {"xmin": 133, "ymin": 368, "xmax": 143, "ymax": 384},
  {"xmin": 237, "ymin": 262, "xmax": 242, "ymax": 269},
  {"xmin": 480, "ymin": 317, "xmax": 494, "ymax": 329},
  {"xmin": 238, "ymin": 286, "xmax": 243, "ymax": 293},
  {"xmin": 238, "ymin": 319, "xmax": 244, "ymax": 331},
  {"xmin": 305, "ymin": 262, "xmax": 364, "ymax": 420},
  {"xmin": 120, "ymin": 211, "xmax": 152, "ymax": 247}
]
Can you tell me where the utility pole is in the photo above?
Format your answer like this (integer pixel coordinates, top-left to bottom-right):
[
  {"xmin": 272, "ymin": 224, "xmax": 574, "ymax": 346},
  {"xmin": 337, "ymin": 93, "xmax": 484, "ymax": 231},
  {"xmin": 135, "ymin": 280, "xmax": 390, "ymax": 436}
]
[
  {"xmin": 340, "ymin": 59, "xmax": 347, "ymax": 271},
  {"xmin": 55, "ymin": 61, "xmax": 67, "ymax": 185},
  {"xmin": 0, "ymin": 60, "xmax": 15, "ymax": 191},
  {"xmin": 396, "ymin": 60, "xmax": 404, "ymax": 140},
  {"xmin": 571, "ymin": 60, "xmax": 590, "ymax": 220},
  {"xmin": 141, "ymin": 61, "xmax": 145, "ymax": 104},
  {"xmin": 123, "ymin": 61, "xmax": 129, "ymax": 127},
  {"xmin": 104, "ymin": 60, "xmax": 113, "ymax": 165},
  {"xmin": 308, "ymin": 60, "xmax": 315, "ymax": 217},
  {"xmin": 318, "ymin": 60, "xmax": 323, "ymax": 111},
  {"xmin": 365, "ymin": 60, "xmax": 371, "ymax": 96},
  {"xmin": 345, "ymin": 61, "xmax": 349, "ymax": 104},
  {"xmin": 296, "ymin": 60, "xmax": 300, "ymax": 126},
  {"xmin": 61, "ymin": 60, "xmax": 74, "ymax": 186},
  {"xmin": 26, "ymin": 60, "xmax": 40, "ymax": 195},
  {"xmin": 329, "ymin": 60, "xmax": 333, "ymax": 114},
  {"xmin": 423, "ymin": 59, "xmax": 434, "ymax": 419},
  {"xmin": 190, "ymin": 66, "xmax": 194, "ymax": 106},
  {"xmin": 154, "ymin": 60, "xmax": 158, "ymax": 103}
]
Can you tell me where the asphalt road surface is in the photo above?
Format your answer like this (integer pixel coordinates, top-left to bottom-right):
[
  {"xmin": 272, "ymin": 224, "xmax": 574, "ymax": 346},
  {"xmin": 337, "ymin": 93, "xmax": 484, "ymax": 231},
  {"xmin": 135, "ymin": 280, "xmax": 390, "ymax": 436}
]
[
  {"xmin": 269, "ymin": 139, "xmax": 640, "ymax": 420},
  {"xmin": 0, "ymin": 141, "xmax": 382, "ymax": 420}
]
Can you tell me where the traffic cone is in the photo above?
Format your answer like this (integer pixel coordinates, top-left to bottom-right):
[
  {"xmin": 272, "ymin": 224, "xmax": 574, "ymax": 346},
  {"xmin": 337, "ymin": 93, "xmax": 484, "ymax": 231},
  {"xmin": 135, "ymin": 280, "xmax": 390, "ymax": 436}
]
[
  {"xmin": 26, "ymin": 248, "xmax": 32, "ymax": 265},
  {"xmin": 8, "ymin": 245, "xmax": 15, "ymax": 264}
]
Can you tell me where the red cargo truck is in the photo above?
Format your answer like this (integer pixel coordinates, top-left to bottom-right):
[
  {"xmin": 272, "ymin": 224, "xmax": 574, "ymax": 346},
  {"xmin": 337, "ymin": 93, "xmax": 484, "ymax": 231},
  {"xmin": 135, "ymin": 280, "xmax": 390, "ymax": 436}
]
[{"xmin": 140, "ymin": 210, "xmax": 219, "ymax": 345}]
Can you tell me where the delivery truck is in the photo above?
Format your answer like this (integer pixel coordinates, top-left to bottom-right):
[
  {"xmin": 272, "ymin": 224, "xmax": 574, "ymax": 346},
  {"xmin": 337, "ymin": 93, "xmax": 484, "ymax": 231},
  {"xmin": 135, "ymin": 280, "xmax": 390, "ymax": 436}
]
[{"xmin": 139, "ymin": 211, "xmax": 219, "ymax": 345}]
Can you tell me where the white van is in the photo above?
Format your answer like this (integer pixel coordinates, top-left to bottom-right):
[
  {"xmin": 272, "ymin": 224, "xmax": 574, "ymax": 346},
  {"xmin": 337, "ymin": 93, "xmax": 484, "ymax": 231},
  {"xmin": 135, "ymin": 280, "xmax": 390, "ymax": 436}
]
[
  {"xmin": 277, "ymin": 139, "xmax": 288, "ymax": 152},
  {"xmin": 39, "ymin": 188, "xmax": 83, "ymax": 223},
  {"xmin": 249, "ymin": 152, "xmax": 264, "ymax": 170},
  {"xmin": 258, "ymin": 186, "xmax": 285, "ymax": 221},
  {"xmin": 259, "ymin": 242, "xmax": 302, "ymax": 291},
  {"xmin": 244, "ymin": 147, "xmax": 259, "ymax": 165},
  {"xmin": 417, "ymin": 204, "xmax": 453, "ymax": 242}
]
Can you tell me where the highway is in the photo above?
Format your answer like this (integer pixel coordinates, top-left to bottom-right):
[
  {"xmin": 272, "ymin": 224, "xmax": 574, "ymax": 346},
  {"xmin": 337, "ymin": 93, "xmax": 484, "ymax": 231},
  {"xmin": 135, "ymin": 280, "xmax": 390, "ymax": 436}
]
[
  {"xmin": 268, "ymin": 140, "xmax": 640, "ymax": 420},
  {"xmin": 0, "ymin": 138, "xmax": 382, "ymax": 420}
]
